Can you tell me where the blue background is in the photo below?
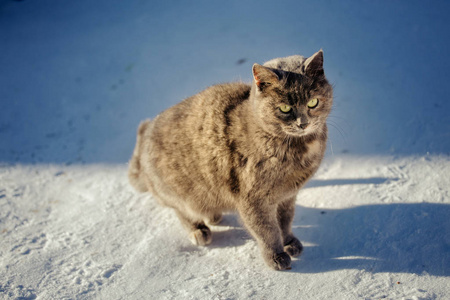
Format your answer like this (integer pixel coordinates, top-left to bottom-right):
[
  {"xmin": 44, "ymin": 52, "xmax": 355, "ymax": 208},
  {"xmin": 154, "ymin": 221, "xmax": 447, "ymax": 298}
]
[{"xmin": 1, "ymin": 0, "xmax": 449, "ymax": 163}]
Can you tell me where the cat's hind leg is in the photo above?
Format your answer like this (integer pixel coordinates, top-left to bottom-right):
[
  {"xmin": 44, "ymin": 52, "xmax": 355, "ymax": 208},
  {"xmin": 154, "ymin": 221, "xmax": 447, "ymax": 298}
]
[
  {"xmin": 277, "ymin": 197, "xmax": 303, "ymax": 257},
  {"xmin": 175, "ymin": 209, "xmax": 212, "ymax": 246}
]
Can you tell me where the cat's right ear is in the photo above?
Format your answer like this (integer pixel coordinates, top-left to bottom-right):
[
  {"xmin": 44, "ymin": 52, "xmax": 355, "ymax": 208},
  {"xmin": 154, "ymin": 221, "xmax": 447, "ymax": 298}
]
[
  {"xmin": 303, "ymin": 50, "xmax": 324, "ymax": 78},
  {"xmin": 252, "ymin": 64, "xmax": 279, "ymax": 91}
]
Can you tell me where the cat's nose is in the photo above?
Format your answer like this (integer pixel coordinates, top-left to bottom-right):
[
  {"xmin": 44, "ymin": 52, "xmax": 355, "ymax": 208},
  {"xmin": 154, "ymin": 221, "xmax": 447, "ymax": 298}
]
[{"xmin": 299, "ymin": 123, "xmax": 309, "ymax": 129}]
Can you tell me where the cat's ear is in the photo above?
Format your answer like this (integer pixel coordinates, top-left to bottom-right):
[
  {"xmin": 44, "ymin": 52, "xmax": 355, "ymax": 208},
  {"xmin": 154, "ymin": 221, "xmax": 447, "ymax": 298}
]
[
  {"xmin": 303, "ymin": 50, "xmax": 324, "ymax": 78},
  {"xmin": 252, "ymin": 64, "xmax": 279, "ymax": 90}
]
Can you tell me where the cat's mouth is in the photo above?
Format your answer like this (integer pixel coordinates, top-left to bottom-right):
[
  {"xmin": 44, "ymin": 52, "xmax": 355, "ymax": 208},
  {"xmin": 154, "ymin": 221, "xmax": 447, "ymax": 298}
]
[
  {"xmin": 285, "ymin": 128, "xmax": 309, "ymax": 137},
  {"xmin": 284, "ymin": 123, "xmax": 319, "ymax": 137}
]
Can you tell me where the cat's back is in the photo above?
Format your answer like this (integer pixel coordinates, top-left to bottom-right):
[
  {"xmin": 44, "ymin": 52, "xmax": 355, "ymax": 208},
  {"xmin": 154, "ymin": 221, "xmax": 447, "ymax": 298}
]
[
  {"xmin": 177, "ymin": 82, "xmax": 251, "ymax": 120},
  {"xmin": 150, "ymin": 82, "xmax": 250, "ymax": 143},
  {"xmin": 139, "ymin": 82, "xmax": 251, "ymax": 200}
]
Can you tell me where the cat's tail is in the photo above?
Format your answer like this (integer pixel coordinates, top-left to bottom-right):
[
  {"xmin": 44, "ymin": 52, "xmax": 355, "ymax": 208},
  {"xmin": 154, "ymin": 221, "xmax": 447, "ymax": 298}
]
[{"xmin": 128, "ymin": 119, "xmax": 152, "ymax": 193}]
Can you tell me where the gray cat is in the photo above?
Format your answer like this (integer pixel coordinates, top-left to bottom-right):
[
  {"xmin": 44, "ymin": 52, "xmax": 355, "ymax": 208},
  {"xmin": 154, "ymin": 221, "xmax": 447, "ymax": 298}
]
[{"xmin": 129, "ymin": 50, "xmax": 333, "ymax": 270}]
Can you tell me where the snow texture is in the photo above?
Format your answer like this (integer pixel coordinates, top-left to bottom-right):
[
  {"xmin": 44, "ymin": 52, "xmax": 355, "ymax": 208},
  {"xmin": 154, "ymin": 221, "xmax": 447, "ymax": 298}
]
[{"xmin": 0, "ymin": 0, "xmax": 449, "ymax": 299}]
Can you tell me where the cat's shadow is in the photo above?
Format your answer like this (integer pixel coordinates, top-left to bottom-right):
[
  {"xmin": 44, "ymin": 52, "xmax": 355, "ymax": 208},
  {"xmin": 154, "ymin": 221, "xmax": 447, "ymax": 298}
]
[
  {"xmin": 178, "ymin": 177, "xmax": 449, "ymax": 276},
  {"xmin": 289, "ymin": 202, "xmax": 450, "ymax": 276},
  {"xmin": 305, "ymin": 177, "xmax": 394, "ymax": 188},
  {"xmin": 208, "ymin": 214, "xmax": 250, "ymax": 249}
]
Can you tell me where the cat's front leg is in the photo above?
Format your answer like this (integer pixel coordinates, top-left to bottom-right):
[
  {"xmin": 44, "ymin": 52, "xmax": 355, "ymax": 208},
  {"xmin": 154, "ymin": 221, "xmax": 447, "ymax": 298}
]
[
  {"xmin": 237, "ymin": 202, "xmax": 291, "ymax": 270},
  {"xmin": 277, "ymin": 197, "xmax": 303, "ymax": 257}
]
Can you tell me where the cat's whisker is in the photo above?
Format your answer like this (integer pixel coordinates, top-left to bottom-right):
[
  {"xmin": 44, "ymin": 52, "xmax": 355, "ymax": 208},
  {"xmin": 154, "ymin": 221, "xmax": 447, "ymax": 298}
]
[
  {"xmin": 327, "ymin": 121, "xmax": 347, "ymax": 142},
  {"xmin": 329, "ymin": 138, "xmax": 335, "ymax": 156},
  {"xmin": 327, "ymin": 114, "xmax": 347, "ymax": 120},
  {"xmin": 327, "ymin": 114, "xmax": 351, "ymax": 128}
]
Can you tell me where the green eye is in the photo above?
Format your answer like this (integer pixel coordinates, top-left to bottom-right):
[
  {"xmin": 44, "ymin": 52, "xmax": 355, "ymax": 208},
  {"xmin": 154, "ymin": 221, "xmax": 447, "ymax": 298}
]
[
  {"xmin": 307, "ymin": 98, "xmax": 319, "ymax": 108},
  {"xmin": 279, "ymin": 104, "xmax": 292, "ymax": 113}
]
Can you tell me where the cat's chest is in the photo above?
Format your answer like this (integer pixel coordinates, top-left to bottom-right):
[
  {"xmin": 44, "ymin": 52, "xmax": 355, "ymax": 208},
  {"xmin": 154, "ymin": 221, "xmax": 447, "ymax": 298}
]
[
  {"xmin": 246, "ymin": 137, "xmax": 324, "ymax": 199},
  {"xmin": 264, "ymin": 137, "xmax": 323, "ymax": 169}
]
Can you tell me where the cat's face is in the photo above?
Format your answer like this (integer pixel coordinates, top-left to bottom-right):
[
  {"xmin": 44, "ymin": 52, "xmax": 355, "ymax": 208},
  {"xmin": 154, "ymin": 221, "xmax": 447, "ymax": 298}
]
[{"xmin": 251, "ymin": 51, "xmax": 333, "ymax": 138}]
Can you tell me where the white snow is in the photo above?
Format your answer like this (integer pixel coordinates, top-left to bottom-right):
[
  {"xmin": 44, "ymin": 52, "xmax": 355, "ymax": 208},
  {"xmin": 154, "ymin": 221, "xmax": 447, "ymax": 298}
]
[{"xmin": 1, "ymin": 1, "xmax": 449, "ymax": 299}]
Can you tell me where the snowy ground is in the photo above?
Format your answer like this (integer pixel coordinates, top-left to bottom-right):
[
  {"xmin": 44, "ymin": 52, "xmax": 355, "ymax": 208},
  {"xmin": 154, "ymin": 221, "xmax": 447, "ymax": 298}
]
[
  {"xmin": 1, "ymin": 0, "xmax": 449, "ymax": 299},
  {"xmin": 1, "ymin": 156, "xmax": 449, "ymax": 299}
]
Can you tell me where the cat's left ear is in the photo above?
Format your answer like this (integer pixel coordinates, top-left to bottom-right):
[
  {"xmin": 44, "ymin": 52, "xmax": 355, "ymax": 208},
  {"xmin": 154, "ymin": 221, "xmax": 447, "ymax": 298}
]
[
  {"xmin": 304, "ymin": 50, "xmax": 324, "ymax": 78},
  {"xmin": 252, "ymin": 64, "xmax": 279, "ymax": 90}
]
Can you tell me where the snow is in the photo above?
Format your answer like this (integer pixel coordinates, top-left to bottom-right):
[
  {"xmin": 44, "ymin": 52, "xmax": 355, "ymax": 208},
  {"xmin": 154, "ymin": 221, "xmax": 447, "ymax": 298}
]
[{"xmin": 1, "ymin": 0, "xmax": 449, "ymax": 299}]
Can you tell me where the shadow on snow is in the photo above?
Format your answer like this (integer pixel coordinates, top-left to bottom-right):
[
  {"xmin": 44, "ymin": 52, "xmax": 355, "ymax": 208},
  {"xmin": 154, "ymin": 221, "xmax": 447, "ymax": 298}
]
[
  {"xmin": 290, "ymin": 202, "xmax": 450, "ymax": 276},
  {"xmin": 186, "ymin": 178, "xmax": 450, "ymax": 276}
]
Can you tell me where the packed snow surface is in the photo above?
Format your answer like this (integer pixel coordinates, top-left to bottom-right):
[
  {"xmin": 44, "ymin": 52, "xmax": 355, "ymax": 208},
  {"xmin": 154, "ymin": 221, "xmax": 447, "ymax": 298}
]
[
  {"xmin": 1, "ymin": 156, "xmax": 450, "ymax": 299},
  {"xmin": 1, "ymin": 0, "xmax": 449, "ymax": 299}
]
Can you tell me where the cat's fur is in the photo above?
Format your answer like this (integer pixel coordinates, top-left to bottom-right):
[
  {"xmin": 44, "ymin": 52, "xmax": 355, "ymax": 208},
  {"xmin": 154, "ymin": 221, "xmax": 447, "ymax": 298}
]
[{"xmin": 129, "ymin": 50, "xmax": 333, "ymax": 270}]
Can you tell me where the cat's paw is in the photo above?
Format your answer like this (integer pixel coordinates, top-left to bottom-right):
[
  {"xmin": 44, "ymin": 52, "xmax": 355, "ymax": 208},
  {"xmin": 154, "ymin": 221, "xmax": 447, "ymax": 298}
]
[
  {"xmin": 189, "ymin": 226, "xmax": 212, "ymax": 246},
  {"xmin": 265, "ymin": 252, "xmax": 292, "ymax": 270},
  {"xmin": 273, "ymin": 252, "xmax": 292, "ymax": 270},
  {"xmin": 284, "ymin": 237, "xmax": 303, "ymax": 257},
  {"xmin": 206, "ymin": 213, "xmax": 223, "ymax": 225}
]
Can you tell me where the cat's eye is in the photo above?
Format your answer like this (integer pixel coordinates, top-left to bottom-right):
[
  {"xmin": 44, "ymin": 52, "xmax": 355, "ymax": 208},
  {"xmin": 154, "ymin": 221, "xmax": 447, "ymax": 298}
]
[
  {"xmin": 279, "ymin": 104, "xmax": 292, "ymax": 113},
  {"xmin": 307, "ymin": 98, "xmax": 319, "ymax": 108}
]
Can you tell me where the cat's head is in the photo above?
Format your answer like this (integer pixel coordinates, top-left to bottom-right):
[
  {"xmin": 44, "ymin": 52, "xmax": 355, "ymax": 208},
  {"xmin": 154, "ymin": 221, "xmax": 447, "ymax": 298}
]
[{"xmin": 250, "ymin": 50, "xmax": 333, "ymax": 138}]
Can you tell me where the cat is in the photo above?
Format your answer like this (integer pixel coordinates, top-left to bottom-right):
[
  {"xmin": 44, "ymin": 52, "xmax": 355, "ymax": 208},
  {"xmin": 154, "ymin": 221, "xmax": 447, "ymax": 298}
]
[{"xmin": 129, "ymin": 50, "xmax": 333, "ymax": 270}]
